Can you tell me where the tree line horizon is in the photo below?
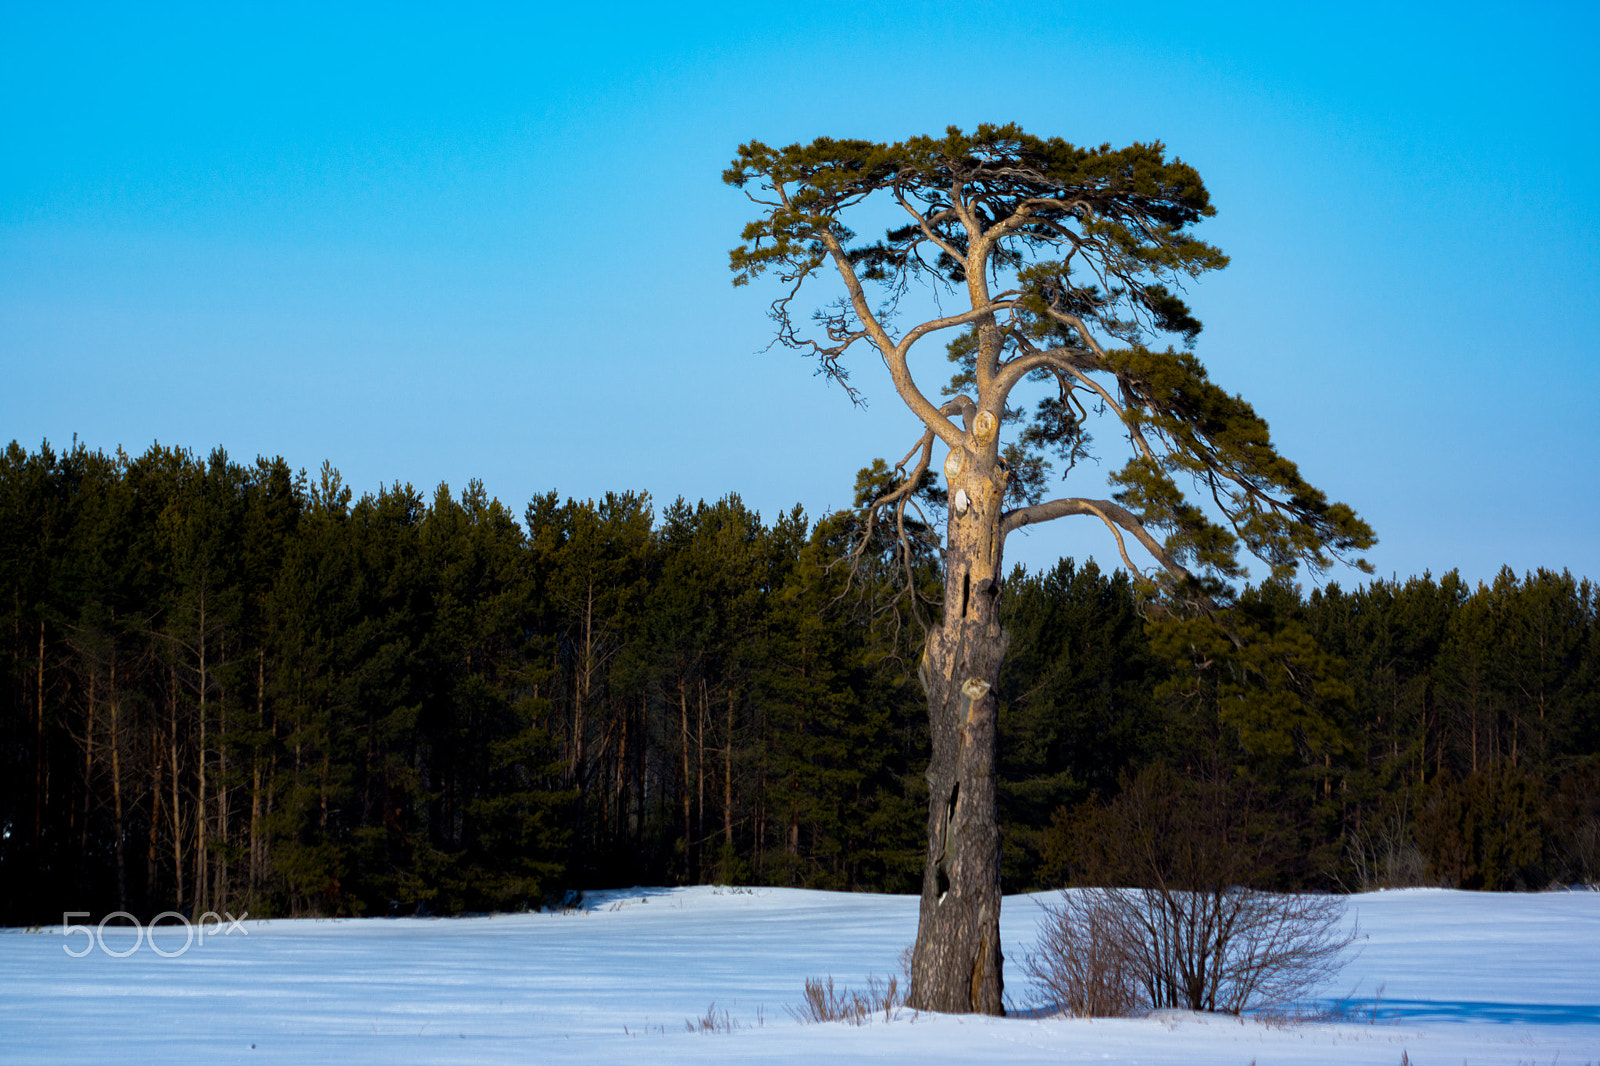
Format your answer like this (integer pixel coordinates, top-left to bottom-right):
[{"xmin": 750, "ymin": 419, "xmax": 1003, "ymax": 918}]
[{"xmin": 1, "ymin": 438, "xmax": 1595, "ymax": 926}]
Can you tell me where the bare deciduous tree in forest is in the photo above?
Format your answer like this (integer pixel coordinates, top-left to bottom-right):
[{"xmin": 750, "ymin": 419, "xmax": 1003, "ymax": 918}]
[{"xmin": 726, "ymin": 124, "xmax": 1374, "ymax": 1014}]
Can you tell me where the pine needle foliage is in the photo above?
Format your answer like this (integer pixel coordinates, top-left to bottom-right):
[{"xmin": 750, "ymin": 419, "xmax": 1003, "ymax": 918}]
[{"xmin": 726, "ymin": 123, "xmax": 1374, "ymax": 607}]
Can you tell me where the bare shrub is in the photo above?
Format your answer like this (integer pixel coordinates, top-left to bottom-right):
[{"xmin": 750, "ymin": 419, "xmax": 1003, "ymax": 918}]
[
  {"xmin": 1564, "ymin": 818, "xmax": 1600, "ymax": 887},
  {"xmin": 1026, "ymin": 886, "xmax": 1355, "ymax": 1016},
  {"xmin": 1343, "ymin": 804, "xmax": 1431, "ymax": 891},
  {"xmin": 1021, "ymin": 891, "xmax": 1139, "ymax": 1017},
  {"xmin": 787, "ymin": 974, "xmax": 904, "ymax": 1025},
  {"xmin": 1033, "ymin": 765, "xmax": 1359, "ymax": 1017},
  {"xmin": 1195, "ymin": 890, "xmax": 1355, "ymax": 1014}
]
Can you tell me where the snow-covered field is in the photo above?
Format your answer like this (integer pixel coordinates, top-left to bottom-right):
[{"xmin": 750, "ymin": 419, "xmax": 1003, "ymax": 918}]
[{"xmin": 2, "ymin": 886, "xmax": 1596, "ymax": 1065}]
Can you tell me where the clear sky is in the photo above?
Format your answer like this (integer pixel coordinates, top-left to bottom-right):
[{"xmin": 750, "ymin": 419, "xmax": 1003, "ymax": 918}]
[{"xmin": 4, "ymin": 1, "xmax": 1597, "ymax": 588}]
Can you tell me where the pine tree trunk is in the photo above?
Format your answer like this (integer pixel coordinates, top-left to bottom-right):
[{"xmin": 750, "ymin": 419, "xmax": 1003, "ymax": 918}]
[
  {"xmin": 573, "ymin": 581, "xmax": 594, "ymax": 787},
  {"xmin": 611, "ymin": 703, "xmax": 625, "ymax": 843},
  {"xmin": 218, "ymin": 661, "xmax": 228, "ymax": 913},
  {"xmin": 35, "ymin": 620, "xmax": 45, "ymax": 844},
  {"xmin": 170, "ymin": 666, "xmax": 184, "ymax": 915},
  {"xmin": 907, "ymin": 463, "xmax": 1008, "ymax": 1016},
  {"xmin": 148, "ymin": 734, "xmax": 161, "ymax": 902},
  {"xmin": 197, "ymin": 624, "xmax": 208, "ymax": 915},
  {"xmin": 110, "ymin": 658, "xmax": 127, "ymax": 912},
  {"xmin": 251, "ymin": 650, "xmax": 263, "ymax": 900},
  {"xmin": 724, "ymin": 688, "xmax": 734, "ymax": 854},
  {"xmin": 83, "ymin": 672, "xmax": 95, "ymax": 852},
  {"xmin": 697, "ymin": 678, "xmax": 706, "ymax": 865},
  {"xmin": 679, "ymin": 680, "xmax": 692, "ymax": 880},
  {"xmin": 634, "ymin": 694, "xmax": 647, "ymax": 843}
]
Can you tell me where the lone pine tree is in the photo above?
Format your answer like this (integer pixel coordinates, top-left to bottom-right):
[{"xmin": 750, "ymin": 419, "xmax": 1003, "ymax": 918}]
[{"xmin": 726, "ymin": 124, "xmax": 1374, "ymax": 1014}]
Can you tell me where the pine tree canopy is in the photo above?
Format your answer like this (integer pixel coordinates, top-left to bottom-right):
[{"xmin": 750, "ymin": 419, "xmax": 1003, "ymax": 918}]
[{"xmin": 726, "ymin": 124, "xmax": 1375, "ymax": 603}]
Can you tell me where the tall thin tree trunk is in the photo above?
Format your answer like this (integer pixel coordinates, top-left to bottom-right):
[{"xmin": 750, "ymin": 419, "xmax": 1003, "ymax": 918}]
[
  {"xmin": 251, "ymin": 650, "xmax": 263, "ymax": 899},
  {"xmin": 110, "ymin": 658, "xmax": 126, "ymax": 912},
  {"xmin": 615, "ymin": 702, "xmax": 629, "ymax": 843},
  {"xmin": 724, "ymin": 688, "xmax": 734, "ymax": 855},
  {"xmin": 1436, "ymin": 705, "xmax": 1444, "ymax": 778},
  {"xmin": 320, "ymin": 749, "xmax": 329, "ymax": 832},
  {"xmin": 170, "ymin": 665, "xmax": 184, "ymax": 915},
  {"xmin": 679, "ymin": 680, "xmax": 692, "ymax": 880},
  {"xmin": 196, "ymin": 622, "xmax": 208, "ymax": 915},
  {"xmin": 35, "ymin": 620, "xmax": 45, "ymax": 843},
  {"xmin": 572, "ymin": 581, "xmax": 594, "ymax": 787},
  {"xmin": 148, "ymin": 735, "xmax": 161, "ymax": 903},
  {"xmin": 218, "ymin": 658, "xmax": 228, "ymax": 912},
  {"xmin": 755, "ymin": 756, "xmax": 765, "ymax": 882},
  {"xmin": 82, "ymin": 672, "xmax": 95, "ymax": 851},
  {"xmin": 697, "ymin": 678, "xmax": 706, "ymax": 867},
  {"xmin": 262, "ymin": 685, "xmax": 277, "ymax": 903},
  {"xmin": 634, "ymin": 694, "xmax": 647, "ymax": 843},
  {"xmin": 1470, "ymin": 695, "xmax": 1478, "ymax": 775}
]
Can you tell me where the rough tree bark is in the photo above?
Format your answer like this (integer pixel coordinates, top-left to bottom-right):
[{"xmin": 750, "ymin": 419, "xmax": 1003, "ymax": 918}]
[{"xmin": 908, "ymin": 405, "xmax": 1010, "ymax": 1012}]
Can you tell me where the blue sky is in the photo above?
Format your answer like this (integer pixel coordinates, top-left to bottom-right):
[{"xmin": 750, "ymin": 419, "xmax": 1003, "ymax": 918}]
[{"xmin": 3, "ymin": 2, "xmax": 1597, "ymax": 587}]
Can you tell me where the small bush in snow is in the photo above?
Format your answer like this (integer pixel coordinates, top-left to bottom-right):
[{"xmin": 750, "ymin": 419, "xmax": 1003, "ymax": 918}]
[
  {"xmin": 684, "ymin": 1002, "xmax": 740, "ymax": 1033},
  {"xmin": 1032, "ymin": 765, "xmax": 1359, "ymax": 1017},
  {"xmin": 1025, "ymin": 886, "xmax": 1356, "ymax": 1016},
  {"xmin": 787, "ymin": 974, "xmax": 904, "ymax": 1025}
]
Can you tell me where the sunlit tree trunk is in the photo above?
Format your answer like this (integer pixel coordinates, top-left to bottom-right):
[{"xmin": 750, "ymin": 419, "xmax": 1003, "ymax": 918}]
[{"xmin": 908, "ymin": 452, "xmax": 1008, "ymax": 1015}]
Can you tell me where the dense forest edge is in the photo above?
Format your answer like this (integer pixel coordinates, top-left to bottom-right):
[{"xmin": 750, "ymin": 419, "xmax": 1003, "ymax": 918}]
[{"xmin": 1, "ymin": 440, "xmax": 1596, "ymax": 925}]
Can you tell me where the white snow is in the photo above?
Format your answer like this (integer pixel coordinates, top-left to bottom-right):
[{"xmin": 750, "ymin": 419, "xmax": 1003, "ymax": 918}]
[{"xmin": 2, "ymin": 886, "xmax": 1597, "ymax": 1065}]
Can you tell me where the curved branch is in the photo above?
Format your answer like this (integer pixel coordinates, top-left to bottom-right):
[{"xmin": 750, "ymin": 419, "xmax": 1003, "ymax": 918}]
[
  {"xmin": 897, "ymin": 301, "xmax": 1020, "ymax": 365},
  {"xmin": 988, "ymin": 346, "xmax": 1097, "ymax": 405},
  {"xmin": 1000, "ymin": 496, "xmax": 1191, "ymax": 584},
  {"xmin": 993, "ymin": 332, "xmax": 1160, "ymax": 465},
  {"xmin": 979, "ymin": 195, "xmax": 1092, "ymax": 254},
  {"xmin": 818, "ymin": 229, "xmax": 963, "ymax": 448},
  {"xmin": 893, "ymin": 186, "xmax": 966, "ymax": 264},
  {"xmin": 818, "ymin": 230, "xmax": 896, "ymax": 352},
  {"xmin": 1041, "ymin": 308, "xmax": 1110, "ymax": 359}
]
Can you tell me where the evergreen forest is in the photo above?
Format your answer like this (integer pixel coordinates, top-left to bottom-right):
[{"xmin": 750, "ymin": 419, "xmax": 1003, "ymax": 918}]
[{"xmin": 1, "ymin": 440, "xmax": 1596, "ymax": 925}]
